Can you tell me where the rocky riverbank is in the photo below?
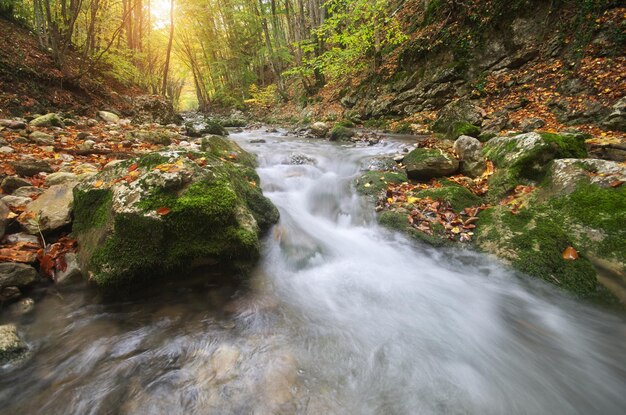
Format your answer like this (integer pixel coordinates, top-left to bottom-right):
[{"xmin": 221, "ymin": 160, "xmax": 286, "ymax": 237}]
[{"xmin": 0, "ymin": 99, "xmax": 279, "ymax": 364}]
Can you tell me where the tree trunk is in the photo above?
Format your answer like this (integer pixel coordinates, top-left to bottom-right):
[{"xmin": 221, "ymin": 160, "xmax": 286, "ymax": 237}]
[{"xmin": 161, "ymin": 0, "xmax": 175, "ymax": 96}]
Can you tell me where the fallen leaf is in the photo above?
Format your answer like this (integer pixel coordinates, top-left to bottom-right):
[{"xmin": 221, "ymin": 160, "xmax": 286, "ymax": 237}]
[
  {"xmin": 609, "ymin": 180, "xmax": 623, "ymax": 188},
  {"xmin": 562, "ymin": 246, "xmax": 578, "ymax": 260},
  {"xmin": 93, "ymin": 180, "xmax": 104, "ymax": 188},
  {"xmin": 156, "ymin": 207, "xmax": 171, "ymax": 216},
  {"xmin": 128, "ymin": 163, "xmax": 138, "ymax": 172}
]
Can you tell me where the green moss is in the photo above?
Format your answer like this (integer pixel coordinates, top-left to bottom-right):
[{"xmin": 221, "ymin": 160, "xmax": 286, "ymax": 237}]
[
  {"xmin": 402, "ymin": 148, "xmax": 441, "ymax": 165},
  {"xmin": 72, "ymin": 189, "xmax": 113, "ymax": 233},
  {"xmin": 378, "ymin": 210, "xmax": 449, "ymax": 247},
  {"xmin": 413, "ymin": 184, "xmax": 482, "ymax": 210},
  {"xmin": 478, "ymin": 132, "xmax": 497, "ymax": 142},
  {"xmin": 392, "ymin": 122, "xmax": 412, "ymax": 134},
  {"xmin": 452, "ymin": 122, "xmax": 481, "ymax": 139},
  {"xmin": 201, "ymin": 135, "xmax": 256, "ymax": 168},
  {"xmin": 355, "ymin": 171, "xmax": 407, "ymax": 196},
  {"xmin": 486, "ymin": 169, "xmax": 519, "ymax": 202},
  {"xmin": 336, "ymin": 119, "xmax": 355, "ymax": 128},
  {"xmin": 538, "ymin": 132, "xmax": 587, "ymax": 158},
  {"xmin": 329, "ymin": 125, "xmax": 355, "ymax": 141}
]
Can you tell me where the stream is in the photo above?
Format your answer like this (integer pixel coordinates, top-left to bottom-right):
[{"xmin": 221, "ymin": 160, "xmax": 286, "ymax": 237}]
[{"xmin": 1, "ymin": 129, "xmax": 625, "ymax": 414}]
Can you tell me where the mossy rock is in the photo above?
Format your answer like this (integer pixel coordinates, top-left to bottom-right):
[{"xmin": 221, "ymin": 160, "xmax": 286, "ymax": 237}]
[
  {"xmin": 329, "ymin": 125, "xmax": 355, "ymax": 141},
  {"xmin": 201, "ymin": 135, "xmax": 256, "ymax": 168},
  {"xmin": 403, "ymin": 148, "xmax": 459, "ymax": 180},
  {"xmin": 378, "ymin": 210, "xmax": 449, "ymax": 247},
  {"xmin": 475, "ymin": 181, "xmax": 625, "ymax": 299},
  {"xmin": 431, "ymin": 99, "xmax": 482, "ymax": 139},
  {"xmin": 72, "ymin": 149, "xmax": 278, "ymax": 288},
  {"xmin": 355, "ymin": 171, "xmax": 407, "ymax": 197}
]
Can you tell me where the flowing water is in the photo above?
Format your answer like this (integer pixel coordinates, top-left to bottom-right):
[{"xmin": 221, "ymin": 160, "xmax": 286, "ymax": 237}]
[{"xmin": 1, "ymin": 129, "xmax": 625, "ymax": 414}]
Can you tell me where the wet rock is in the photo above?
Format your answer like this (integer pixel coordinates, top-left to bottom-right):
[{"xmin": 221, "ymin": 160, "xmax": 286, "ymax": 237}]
[
  {"xmin": 453, "ymin": 135, "xmax": 486, "ymax": 178},
  {"xmin": 1, "ymin": 176, "xmax": 30, "ymax": 194},
  {"xmin": 520, "ymin": 118, "xmax": 546, "ymax": 132},
  {"xmin": 210, "ymin": 344, "xmax": 240, "ymax": 383},
  {"xmin": 287, "ymin": 153, "xmax": 316, "ymax": 165},
  {"xmin": 55, "ymin": 252, "xmax": 82, "ymax": 284},
  {"xmin": 0, "ymin": 201, "xmax": 7, "ymax": 239},
  {"xmin": 18, "ymin": 183, "xmax": 76, "ymax": 234},
  {"xmin": 97, "ymin": 111, "xmax": 120, "ymax": 124},
  {"xmin": 329, "ymin": 126, "xmax": 355, "ymax": 141},
  {"xmin": 0, "ymin": 287, "xmax": 22, "ymax": 302},
  {"xmin": 73, "ymin": 147, "xmax": 278, "ymax": 287},
  {"xmin": 29, "ymin": 113, "xmax": 64, "ymax": 128},
  {"xmin": 403, "ymin": 148, "xmax": 459, "ymax": 180},
  {"xmin": 11, "ymin": 160, "xmax": 53, "ymax": 177},
  {"xmin": 262, "ymin": 352, "xmax": 298, "ymax": 411},
  {"xmin": 250, "ymin": 139, "xmax": 266, "ymax": 144},
  {"xmin": 28, "ymin": 131, "xmax": 55, "ymax": 145},
  {"xmin": 310, "ymin": 122, "xmax": 329, "ymax": 138},
  {"xmin": 0, "ymin": 324, "xmax": 28, "ymax": 365},
  {"xmin": 45, "ymin": 172, "xmax": 78, "ymax": 186},
  {"xmin": 0, "ymin": 263, "xmax": 38, "ymax": 289}
]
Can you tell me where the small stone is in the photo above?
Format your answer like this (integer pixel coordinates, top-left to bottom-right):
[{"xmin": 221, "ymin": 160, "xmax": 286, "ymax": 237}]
[
  {"xmin": 0, "ymin": 176, "xmax": 30, "ymax": 195},
  {"xmin": 7, "ymin": 297, "xmax": 35, "ymax": 316},
  {"xmin": 0, "ymin": 324, "xmax": 28, "ymax": 365},
  {"xmin": 0, "ymin": 146, "xmax": 14, "ymax": 154},
  {"xmin": 18, "ymin": 183, "xmax": 77, "ymax": 234},
  {"xmin": 76, "ymin": 132, "xmax": 90, "ymax": 140},
  {"xmin": 55, "ymin": 252, "xmax": 82, "ymax": 284},
  {"xmin": 0, "ymin": 287, "xmax": 22, "ymax": 302},
  {"xmin": 0, "ymin": 263, "xmax": 38, "ymax": 288},
  {"xmin": 78, "ymin": 140, "xmax": 95, "ymax": 151},
  {"xmin": 520, "ymin": 118, "xmax": 546, "ymax": 132},
  {"xmin": 0, "ymin": 201, "xmax": 8, "ymax": 239},
  {"xmin": 28, "ymin": 131, "xmax": 55, "ymax": 145},
  {"xmin": 29, "ymin": 113, "xmax": 64, "ymax": 128},
  {"xmin": 310, "ymin": 122, "xmax": 329, "ymax": 138},
  {"xmin": 87, "ymin": 119, "xmax": 98, "ymax": 127},
  {"xmin": 0, "ymin": 195, "xmax": 32, "ymax": 210},
  {"xmin": 1, "ymin": 120, "xmax": 27, "ymax": 130},
  {"xmin": 10, "ymin": 160, "xmax": 53, "ymax": 177},
  {"xmin": 97, "ymin": 111, "xmax": 120, "ymax": 124},
  {"xmin": 250, "ymin": 139, "xmax": 266, "ymax": 144},
  {"xmin": 12, "ymin": 186, "xmax": 44, "ymax": 198}
]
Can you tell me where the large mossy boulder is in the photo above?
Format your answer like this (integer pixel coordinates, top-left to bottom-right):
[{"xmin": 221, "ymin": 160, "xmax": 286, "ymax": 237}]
[
  {"xmin": 483, "ymin": 132, "xmax": 587, "ymax": 200},
  {"xmin": 355, "ymin": 171, "xmax": 407, "ymax": 196},
  {"xmin": 72, "ymin": 142, "xmax": 278, "ymax": 287},
  {"xmin": 403, "ymin": 148, "xmax": 459, "ymax": 180}
]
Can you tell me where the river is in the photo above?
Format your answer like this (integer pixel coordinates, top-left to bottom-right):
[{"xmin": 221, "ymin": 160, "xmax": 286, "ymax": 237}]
[{"xmin": 1, "ymin": 129, "xmax": 625, "ymax": 414}]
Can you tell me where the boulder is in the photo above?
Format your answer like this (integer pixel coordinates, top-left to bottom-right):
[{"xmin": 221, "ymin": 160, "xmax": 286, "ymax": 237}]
[
  {"xmin": 29, "ymin": 113, "xmax": 64, "ymax": 128},
  {"xmin": 28, "ymin": 131, "xmax": 55, "ymax": 145},
  {"xmin": 10, "ymin": 160, "xmax": 53, "ymax": 177},
  {"xmin": 453, "ymin": 135, "xmax": 486, "ymax": 178},
  {"xmin": 329, "ymin": 126, "xmax": 355, "ymax": 141},
  {"xmin": 310, "ymin": 122, "xmax": 329, "ymax": 138},
  {"xmin": 0, "ymin": 196, "xmax": 32, "ymax": 210},
  {"xmin": 432, "ymin": 99, "xmax": 483, "ymax": 139},
  {"xmin": 97, "ymin": 111, "xmax": 120, "ymax": 124},
  {"xmin": 403, "ymin": 148, "xmax": 459, "ymax": 180},
  {"xmin": 0, "ymin": 324, "xmax": 28, "ymax": 365},
  {"xmin": 72, "ymin": 145, "xmax": 278, "ymax": 287},
  {"xmin": 0, "ymin": 201, "xmax": 8, "ymax": 239},
  {"xmin": 131, "ymin": 95, "xmax": 182, "ymax": 125},
  {"xmin": 185, "ymin": 120, "xmax": 228, "ymax": 137},
  {"xmin": 18, "ymin": 183, "xmax": 76, "ymax": 234},
  {"xmin": 0, "ymin": 263, "xmax": 38, "ymax": 289},
  {"xmin": 1, "ymin": 176, "xmax": 30, "ymax": 194}
]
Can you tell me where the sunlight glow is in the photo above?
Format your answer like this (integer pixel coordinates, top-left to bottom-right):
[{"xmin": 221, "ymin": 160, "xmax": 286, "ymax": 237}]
[{"xmin": 151, "ymin": 0, "xmax": 173, "ymax": 29}]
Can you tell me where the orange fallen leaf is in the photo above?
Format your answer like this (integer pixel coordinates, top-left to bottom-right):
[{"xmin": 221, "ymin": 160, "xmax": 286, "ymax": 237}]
[
  {"xmin": 156, "ymin": 207, "xmax": 171, "ymax": 216},
  {"xmin": 609, "ymin": 180, "xmax": 623, "ymax": 188},
  {"xmin": 128, "ymin": 163, "xmax": 138, "ymax": 172},
  {"xmin": 562, "ymin": 246, "xmax": 578, "ymax": 261},
  {"xmin": 93, "ymin": 180, "xmax": 104, "ymax": 188}
]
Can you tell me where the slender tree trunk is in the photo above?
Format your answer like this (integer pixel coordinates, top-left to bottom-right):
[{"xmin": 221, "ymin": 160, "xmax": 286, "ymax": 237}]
[{"xmin": 161, "ymin": 0, "xmax": 175, "ymax": 96}]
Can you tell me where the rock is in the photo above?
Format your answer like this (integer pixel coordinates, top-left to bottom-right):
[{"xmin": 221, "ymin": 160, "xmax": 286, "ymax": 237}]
[
  {"xmin": 185, "ymin": 120, "xmax": 227, "ymax": 137},
  {"xmin": 0, "ymin": 201, "xmax": 8, "ymax": 239},
  {"xmin": 310, "ymin": 122, "xmax": 329, "ymax": 138},
  {"xmin": 329, "ymin": 126, "xmax": 355, "ymax": 141},
  {"xmin": 0, "ymin": 120, "xmax": 26, "ymax": 130},
  {"xmin": 601, "ymin": 97, "xmax": 626, "ymax": 132},
  {"xmin": 3, "ymin": 233, "xmax": 39, "ymax": 245},
  {"xmin": 10, "ymin": 160, "xmax": 53, "ymax": 177},
  {"xmin": 72, "ymin": 146, "xmax": 279, "ymax": 287},
  {"xmin": 78, "ymin": 140, "xmax": 96, "ymax": 151},
  {"xmin": 12, "ymin": 186, "xmax": 44, "ymax": 198},
  {"xmin": 0, "ymin": 196, "xmax": 32, "ymax": 210},
  {"xmin": 0, "ymin": 146, "xmax": 14, "ymax": 154},
  {"xmin": 55, "ymin": 252, "xmax": 82, "ymax": 284},
  {"xmin": 29, "ymin": 113, "xmax": 64, "ymax": 128},
  {"xmin": 28, "ymin": 131, "xmax": 55, "ymax": 145},
  {"xmin": 0, "ymin": 263, "xmax": 38, "ymax": 289},
  {"xmin": 76, "ymin": 132, "xmax": 90, "ymax": 140},
  {"xmin": 250, "ymin": 139, "xmax": 266, "ymax": 144},
  {"xmin": 132, "ymin": 95, "xmax": 182, "ymax": 125},
  {"xmin": 0, "ymin": 324, "xmax": 28, "ymax": 365},
  {"xmin": 403, "ymin": 148, "xmax": 459, "ymax": 180},
  {"xmin": 453, "ymin": 135, "xmax": 486, "ymax": 178},
  {"xmin": 545, "ymin": 159, "xmax": 626, "ymax": 196},
  {"xmin": 0, "ymin": 287, "xmax": 22, "ymax": 302},
  {"xmin": 1, "ymin": 176, "xmax": 30, "ymax": 194},
  {"xmin": 45, "ymin": 172, "xmax": 78, "ymax": 186},
  {"xmin": 133, "ymin": 130, "xmax": 177, "ymax": 145},
  {"xmin": 97, "ymin": 111, "xmax": 120, "ymax": 124},
  {"xmin": 431, "ymin": 99, "xmax": 482, "ymax": 139},
  {"xmin": 18, "ymin": 183, "xmax": 76, "ymax": 234},
  {"xmin": 287, "ymin": 153, "xmax": 316, "ymax": 165},
  {"xmin": 520, "ymin": 118, "xmax": 546, "ymax": 132}
]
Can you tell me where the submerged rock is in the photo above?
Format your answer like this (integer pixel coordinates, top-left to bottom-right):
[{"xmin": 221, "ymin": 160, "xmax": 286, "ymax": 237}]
[
  {"xmin": 0, "ymin": 324, "xmax": 28, "ymax": 365},
  {"xmin": 72, "ymin": 140, "xmax": 278, "ymax": 287}
]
